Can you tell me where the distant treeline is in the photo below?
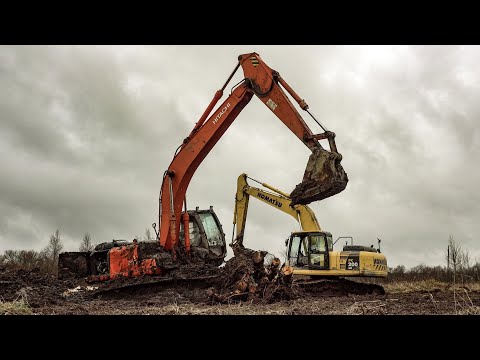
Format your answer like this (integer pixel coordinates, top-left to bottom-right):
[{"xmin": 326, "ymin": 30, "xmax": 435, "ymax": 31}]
[
  {"xmin": 386, "ymin": 263, "xmax": 480, "ymax": 283},
  {"xmin": 0, "ymin": 229, "xmax": 94, "ymax": 275},
  {"xmin": 0, "ymin": 229, "xmax": 149, "ymax": 274},
  {"xmin": 385, "ymin": 235, "xmax": 479, "ymax": 284},
  {"xmin": 0, "ymin": 229, "xmax": 64, "ymax": 274}
]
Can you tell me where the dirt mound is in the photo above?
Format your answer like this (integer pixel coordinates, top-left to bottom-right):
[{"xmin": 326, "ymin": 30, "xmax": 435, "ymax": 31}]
[{"xmin": 0, "ymin": 267, "xmax": 74, "ymax": 308}]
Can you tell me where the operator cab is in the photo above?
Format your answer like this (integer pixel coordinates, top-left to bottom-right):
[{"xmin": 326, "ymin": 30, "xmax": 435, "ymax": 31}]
[
  {"xmin": 287, "ymin": 231, "xmax": 333, "ymax": 270},
  {"xmin": 179, "ymin": 207, "xmax": 227, "ymax": 266}
]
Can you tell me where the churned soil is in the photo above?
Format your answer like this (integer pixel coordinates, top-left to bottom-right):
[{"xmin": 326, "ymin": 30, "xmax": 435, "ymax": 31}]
[{"xmin": 1, "ymin": 266, "xmax": 479, "ymax": 315}]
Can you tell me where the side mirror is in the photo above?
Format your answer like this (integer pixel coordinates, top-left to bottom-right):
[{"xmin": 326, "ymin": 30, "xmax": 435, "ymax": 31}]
[{"xmin": 285, "ymin": 238, "xmax": 289, "ymax": 246}]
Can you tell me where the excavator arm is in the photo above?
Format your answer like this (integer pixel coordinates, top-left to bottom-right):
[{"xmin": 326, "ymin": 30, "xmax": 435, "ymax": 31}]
[
  {"xmin": 158, "ymin": 52, "xmax": 348, "ymax": 253},
  {"xmin": 232, "ymin": 173, "xmax": 321, "ymax": 248}
]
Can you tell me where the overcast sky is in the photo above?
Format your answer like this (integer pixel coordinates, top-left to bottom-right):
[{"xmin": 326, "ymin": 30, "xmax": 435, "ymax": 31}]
[{"xmin": 1, "ymin": 45, "xmax": 479, "ymax": 268}]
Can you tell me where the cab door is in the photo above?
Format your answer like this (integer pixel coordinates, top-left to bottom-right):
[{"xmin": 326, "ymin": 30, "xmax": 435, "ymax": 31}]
[
  {"xmin": 308, "ymin": 234, "xmax": 329, "ymax": 270},
  {"xmin": 288, "ymin": 234, "xmax": 309, "ymax": 268}
]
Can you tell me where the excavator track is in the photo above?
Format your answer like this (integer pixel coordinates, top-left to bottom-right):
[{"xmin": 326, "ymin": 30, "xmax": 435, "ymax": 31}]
[
  {"xmin": 294, "ymin": 277, "xmax": 385, "ymax": 297},
  {"xmin": 60, "ymin": 262, "xmax": 226, "ymax": 300},
  {"xmin": 89, "ymin": 273, "xmax": 223, "ymax": 298}
]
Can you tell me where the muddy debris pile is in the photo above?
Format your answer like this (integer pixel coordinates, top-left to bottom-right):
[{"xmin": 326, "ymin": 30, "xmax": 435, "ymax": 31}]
[
  {"xmin": 207, "ymin": 244, "xmax": 296, "ymax": 304},
  {"xmin": 0, "ymin": 267, "xmax": 73, "ymax": 308},
  {"xmin": 290, "ymin": 147, "xmax": 348, "ymax": 205}
]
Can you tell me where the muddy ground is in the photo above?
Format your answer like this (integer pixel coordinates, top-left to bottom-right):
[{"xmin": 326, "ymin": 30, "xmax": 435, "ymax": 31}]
[{"xmin": 2, "ymin": 267, "xmax": 479, "ymax": 315}]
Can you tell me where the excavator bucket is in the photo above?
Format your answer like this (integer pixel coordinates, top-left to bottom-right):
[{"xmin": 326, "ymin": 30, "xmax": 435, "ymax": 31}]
[{"xmin": 290, "ymin": 148, "xmax": 348, "ymax": 205}]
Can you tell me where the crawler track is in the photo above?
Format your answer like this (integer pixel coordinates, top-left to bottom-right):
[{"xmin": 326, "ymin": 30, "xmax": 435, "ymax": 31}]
[
  {"xmin": 295, "ymin": 278, "xmax": 385, "ymax": 296},
  {"xmin": 91, "ymin": 274, "xmax": 223, "ymax": 298}
]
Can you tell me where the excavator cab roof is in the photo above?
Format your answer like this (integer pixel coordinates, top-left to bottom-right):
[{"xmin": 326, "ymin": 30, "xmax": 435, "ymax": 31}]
[{"xmin": 291, "ymin": 231, "xmax": 332, "ymax": 236}]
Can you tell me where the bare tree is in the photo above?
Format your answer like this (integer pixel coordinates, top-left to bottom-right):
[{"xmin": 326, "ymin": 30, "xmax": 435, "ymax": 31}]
[
  {"xmin": 446, "ymin": 235, "xmax": 462, "ymax": 313},
  {"xmin": 144, "ymin": 228, "xmax": 152, "ymax": 241},
  {"xmin": 44, "ymin": 229, "xmax": 63, "ymax": 274},
  {"xmin": 390, "ymin": 265, "xmax": 406, "ymax": 280},
  {"xmin": 2, "ymin": 250, "xmax": 18, "ymax": 265},
  {"xmin": 79, "ymin": 232, "xmax": 94, "ymax": 252},
  {"xmin": 462, "ymin": 249, "xmax": 470, "ymax": 271}
]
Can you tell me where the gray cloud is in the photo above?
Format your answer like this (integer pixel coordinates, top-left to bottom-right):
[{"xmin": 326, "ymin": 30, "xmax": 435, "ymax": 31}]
[{"xmin": 1, "ymin": 45, "xmax": 479, "ymax": 268}]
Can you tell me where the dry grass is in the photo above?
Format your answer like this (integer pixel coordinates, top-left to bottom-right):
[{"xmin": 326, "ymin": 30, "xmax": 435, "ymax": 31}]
[
  {"xmin": 89, "ymin": 296, "xmax": 369, "ymax": 315},
  {"xmin": 384, "ymin": 279, "xmax": 446, "ymax": 293},
  {"xmin": 454, "ymin": 288, "xmax": 480, "ymax": 315},
  {"xmin": 97, "ymin": 302, "xmax": 294, "ymax": 315},
  {"xmin": 457, "ymin": 306, "xmax": 480, "ymax": 315},
  {"xmin": 340, "ymin": 299, "xmax": 387, "ymax": 315},
  {"xmin": 86, "ymin": 297, "xmax": 347, "ymax": 315},
  {"xmin": 0, "ymin": 297, "xmax": 33, "ymax": 315},
  {"xmin": 384, "ymin": 279, "xmax": 480, "ymax": 294}
]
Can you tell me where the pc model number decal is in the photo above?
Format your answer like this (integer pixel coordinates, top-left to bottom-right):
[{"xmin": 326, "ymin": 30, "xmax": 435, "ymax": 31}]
[{"xmin": 346, "ymin": 255, "xmax": 359, "ymax": 270}]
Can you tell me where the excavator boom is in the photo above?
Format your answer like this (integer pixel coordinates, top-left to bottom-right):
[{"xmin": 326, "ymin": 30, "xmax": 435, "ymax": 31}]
[
  {"xmin": 233, "ymin": 173, "xmax": 321, "ymax": 247},
  {"xmin": 160, "ymin": 52, "xmax": 348, "ymax": 252}
]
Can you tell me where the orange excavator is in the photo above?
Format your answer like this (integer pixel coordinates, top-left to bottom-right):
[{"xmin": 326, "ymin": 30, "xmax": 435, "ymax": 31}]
[{"xmin": 58, "ymin": 52, "xmax": 348, "ymax": 284}]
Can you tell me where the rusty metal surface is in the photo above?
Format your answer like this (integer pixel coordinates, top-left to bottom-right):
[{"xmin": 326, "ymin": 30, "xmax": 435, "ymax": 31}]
[{"xmin": 290, "ymin": 148, "xmax": 348, "ymax": 205}]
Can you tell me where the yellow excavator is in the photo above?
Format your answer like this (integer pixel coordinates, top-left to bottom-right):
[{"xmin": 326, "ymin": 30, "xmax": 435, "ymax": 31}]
[{"xmin": 231, "ymin": 173, "xmax": 387, "ymax": 294}]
